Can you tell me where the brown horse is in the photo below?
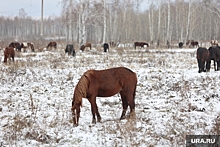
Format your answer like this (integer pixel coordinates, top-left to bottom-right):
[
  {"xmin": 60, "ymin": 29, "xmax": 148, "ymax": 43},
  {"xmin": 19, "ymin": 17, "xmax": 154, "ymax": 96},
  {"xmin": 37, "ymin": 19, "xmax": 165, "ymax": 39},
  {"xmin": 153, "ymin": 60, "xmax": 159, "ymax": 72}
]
[
  {"xmin": 4, "ymin": 47, "xmax": 15, "ymax": 63},
  {"xmin": 9, "ymin": 42, "xmax": 21, "ymax": 52},
  {"xmin": 47, "ymin": 42, "xmax": 57, "ymax": 50},
  {"xmin": 134, "ymin": 42, "xmax": 149, "ymax": 49},
  {"xmin": 71, "ymin": 67, "xmax": 137, "ymax": 126},
  {"xmin": 196, "ymin": 47, "xmax": 210, "ymax": 73},
  {"xmin": 191, "ymin": 41, "xmax": 199, "ymax": 48},
  {"xmin": 80, "ymin": 43, "xmax": 91, "ymax": 51},
  {"xmin": 187, "ymin": 40, "xmax": 199, "ymax": 48}
]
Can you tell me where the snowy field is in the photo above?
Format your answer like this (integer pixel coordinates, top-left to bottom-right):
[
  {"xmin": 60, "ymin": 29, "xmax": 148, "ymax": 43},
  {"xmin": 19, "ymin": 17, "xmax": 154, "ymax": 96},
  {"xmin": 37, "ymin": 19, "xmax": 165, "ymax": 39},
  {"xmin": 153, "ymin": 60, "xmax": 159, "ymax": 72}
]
[{"xmin": 0, "ymin": 46, "xmax": 220, "ymax": 147}]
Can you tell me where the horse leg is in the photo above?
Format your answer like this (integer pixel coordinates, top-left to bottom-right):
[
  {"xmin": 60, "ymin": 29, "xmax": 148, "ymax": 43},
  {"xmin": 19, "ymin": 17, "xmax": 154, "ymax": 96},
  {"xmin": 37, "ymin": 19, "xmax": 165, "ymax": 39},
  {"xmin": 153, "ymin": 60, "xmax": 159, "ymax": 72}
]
[
  {"xmin": 197, "ymin": 59, "xmax": 201, "ymax": 73},
  {"xmin": 93, "ymin": 98, "xmax": 101, "ymax": 122},
  {"xmin": 206, "ymin": 60, "xmax": 211, "ymax": 72},
  {"xmin": 96, "ymin": 107, "xmax": 101, "ymax": 122},
  {"xmin": 88, "ymin": 98, "xmax": 96, "ymax": 123},
  {"xmin": 119, "ymin": 91, "xmax": 128, "ymax": 120},
  {"xmin": 88, "ymin": 97, "xmax": 101, "ymax": 123},
  {"xmin": 127, "ymin": 95, "xmax": 136, "ymax": 119},
  {"xmin": 124, "ymin": 88, "xmax": 136, "ymax": 119},
  {"xmin": 202, "ymin": 61, "xmax": 206, "ymax": 72},
  {"xmin": 214, "ymin": 60, "xmax": 217, "ymax": 71}
]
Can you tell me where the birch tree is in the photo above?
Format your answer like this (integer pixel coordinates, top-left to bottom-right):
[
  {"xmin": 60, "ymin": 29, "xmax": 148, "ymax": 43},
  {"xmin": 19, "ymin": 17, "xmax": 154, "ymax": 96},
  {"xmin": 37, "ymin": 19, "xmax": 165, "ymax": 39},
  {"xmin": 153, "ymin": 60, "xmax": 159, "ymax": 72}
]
[
  {"xmin": 102, "ymin": 0, "xmax": 107, "ymax": 43},
  {"xmin": 185, "ymin": 0, "xmax": 194, "ymax": 42},
  {"xmin": 166, "ymin": 0, "xmax": 171, "ymax": 44},
  {"xmin": 157, "ymin": 0, "xmax": 161, "ymax": 47}
]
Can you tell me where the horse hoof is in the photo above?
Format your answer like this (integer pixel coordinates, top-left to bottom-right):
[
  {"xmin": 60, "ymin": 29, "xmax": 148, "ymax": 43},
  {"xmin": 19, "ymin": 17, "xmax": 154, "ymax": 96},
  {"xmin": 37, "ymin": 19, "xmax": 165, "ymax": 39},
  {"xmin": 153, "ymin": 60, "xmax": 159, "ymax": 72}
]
[
  {"xmin": 129, "ymin": 112, "xmax": 136, "ymax": 119},
  {"xmin": 97, "ymin": 118, "xmax": 101, "ymax": 122},
  {"xmin": 120, "ymin": 116, "xmax": 126, "ymax": 120},
  {"xmin": 92, "ymin": 119, "xmax": 96, "ymax": 124}
]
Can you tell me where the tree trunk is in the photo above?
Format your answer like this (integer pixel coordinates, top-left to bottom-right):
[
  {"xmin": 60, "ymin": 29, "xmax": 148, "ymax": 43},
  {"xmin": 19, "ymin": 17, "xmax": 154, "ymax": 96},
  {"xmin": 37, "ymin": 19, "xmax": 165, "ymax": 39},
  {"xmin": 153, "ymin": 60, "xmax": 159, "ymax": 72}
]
[{"xmin": 102, "ymin": 0, "xmax": 106, "ymax": 44}]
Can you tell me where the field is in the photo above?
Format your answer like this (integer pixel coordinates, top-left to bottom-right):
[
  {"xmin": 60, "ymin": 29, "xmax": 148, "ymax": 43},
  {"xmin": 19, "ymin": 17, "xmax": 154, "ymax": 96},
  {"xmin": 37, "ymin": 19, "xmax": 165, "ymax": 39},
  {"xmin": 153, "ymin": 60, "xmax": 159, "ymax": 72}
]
[{"xmin": 0, "ymin": 46, "xmax": 220, "ymax": 147}]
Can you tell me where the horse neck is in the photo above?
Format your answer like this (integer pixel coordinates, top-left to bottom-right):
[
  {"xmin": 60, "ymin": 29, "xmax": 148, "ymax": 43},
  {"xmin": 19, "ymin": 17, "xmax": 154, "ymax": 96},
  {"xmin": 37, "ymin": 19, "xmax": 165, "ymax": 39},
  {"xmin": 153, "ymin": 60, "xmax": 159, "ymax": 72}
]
[
  {"xmin": 73, "ymin": 75, "xmax": 89, "ymax": 106},
  {"xmin": 73, "ymin": 90, "xmax": 83, "ymax": 107}
]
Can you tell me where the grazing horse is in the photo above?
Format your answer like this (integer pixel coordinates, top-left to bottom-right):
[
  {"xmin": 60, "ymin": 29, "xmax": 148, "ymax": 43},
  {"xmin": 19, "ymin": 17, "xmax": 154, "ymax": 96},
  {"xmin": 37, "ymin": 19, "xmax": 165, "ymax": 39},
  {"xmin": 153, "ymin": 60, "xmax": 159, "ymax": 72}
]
[
  {"xmin": 47, "ymin": 42, "xmax": 57, "ymax": 50},
  {"xmin": 21, "ymin": 42, "xmax": 34, "ymax": 52},
  {"xmin": 65, "ymin": 44, "xmax": 75, "ymax": 56},
  {"xmin": 210, "ymin": 40, "xmax": 218, "ymax": 46},
  {"xmin": 187, "ymin": 40, "xmax": 199, "ymax": 48},
  {"xmin": 191, "ymin": 41, "xmax": 199, "ymax": 48},
  {"xmin": 207, "ymin": 46, "xmax": 220, "ymax": 71},
  {"xmin": 179, "ymin": 42, "xmax": 183, "ymax": 48},
  {"xmin": 196, "ymin": 47, "xmax": 210, "ymax": 73},
  {"xmin": 134, "ymin": 42, "xmax": 149, "ymax": 49},
  {"xmin": 71, "ymin": 67, "xmax": 137, "ymax": 126},
  {"xmin": 4, "ymin": 47, "xmax": 15, "ymax": 63},
  {"xmin": 80, "ymin": 43, "xmax": 91, "ymax": 51},
  {"xmin": 103, "ymin": 43, "xmax": 109, "ymax": 52},
  {"xmin": 9, "ymin": 42, "xmax": 21, "ymax": 52}
]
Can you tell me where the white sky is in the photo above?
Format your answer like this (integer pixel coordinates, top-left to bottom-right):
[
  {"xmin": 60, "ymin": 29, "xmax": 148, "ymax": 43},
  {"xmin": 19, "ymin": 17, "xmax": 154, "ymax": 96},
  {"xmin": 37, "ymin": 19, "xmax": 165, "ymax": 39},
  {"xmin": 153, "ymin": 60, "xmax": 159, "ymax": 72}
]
[
  {"xmin": 0, "ymin": 0, "xmax": 148, "ymax": 18},
  {"xmin": 0, "ymin": 0, "xmax": 62, "ymax": 18}
]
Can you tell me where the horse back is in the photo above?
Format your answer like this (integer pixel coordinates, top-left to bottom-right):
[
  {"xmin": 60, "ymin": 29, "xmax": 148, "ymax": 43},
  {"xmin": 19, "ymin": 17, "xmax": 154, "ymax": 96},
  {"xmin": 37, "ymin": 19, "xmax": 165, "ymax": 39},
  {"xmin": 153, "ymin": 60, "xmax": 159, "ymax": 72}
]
[
  {"xmin": 197, "ymin": 47, "xmax": 209, "ymax": 61},
  {"xmin": 208, "ymin": 46, "xmax": 220, "ymax": 59},
  {"xmin": 84, "ymin": 67, "xmax": 137, "ymax": 97}
]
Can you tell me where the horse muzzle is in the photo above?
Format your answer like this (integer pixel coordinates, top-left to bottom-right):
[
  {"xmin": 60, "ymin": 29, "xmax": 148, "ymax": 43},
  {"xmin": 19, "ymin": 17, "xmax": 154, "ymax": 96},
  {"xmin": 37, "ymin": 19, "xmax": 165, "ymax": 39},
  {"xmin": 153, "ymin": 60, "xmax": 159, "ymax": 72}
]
[{"xmin": 71, "ymin": 107, "xmax": 79, "ymax": 126}]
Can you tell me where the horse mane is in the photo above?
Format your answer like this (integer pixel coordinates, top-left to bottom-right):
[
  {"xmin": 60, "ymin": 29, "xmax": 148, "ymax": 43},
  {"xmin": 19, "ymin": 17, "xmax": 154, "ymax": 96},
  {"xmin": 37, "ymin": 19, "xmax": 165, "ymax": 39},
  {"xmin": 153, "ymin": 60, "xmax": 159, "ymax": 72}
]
[{"xmin": 73, "ymin": 72, "xmax": 90, "ymax": 106}]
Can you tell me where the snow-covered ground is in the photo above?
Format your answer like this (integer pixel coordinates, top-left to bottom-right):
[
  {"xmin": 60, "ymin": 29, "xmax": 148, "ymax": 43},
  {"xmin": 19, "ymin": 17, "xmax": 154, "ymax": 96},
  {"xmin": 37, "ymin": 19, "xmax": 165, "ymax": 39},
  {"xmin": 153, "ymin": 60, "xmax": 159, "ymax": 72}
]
[{"xmin": 0, "ymin": 47, "xmax": 219, "ymax": 147}]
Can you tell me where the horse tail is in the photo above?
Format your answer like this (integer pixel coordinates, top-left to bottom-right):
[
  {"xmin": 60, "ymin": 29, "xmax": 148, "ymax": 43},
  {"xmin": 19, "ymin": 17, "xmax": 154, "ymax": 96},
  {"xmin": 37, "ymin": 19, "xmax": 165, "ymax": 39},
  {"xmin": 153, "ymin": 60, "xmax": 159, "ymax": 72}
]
[
  {"xmin": 133, "ymin": 82, "xmax": 137, "ymax": 100},
  {"xmin": 132, "ymin": 73, "xmax": 137, "ymax": 102}
]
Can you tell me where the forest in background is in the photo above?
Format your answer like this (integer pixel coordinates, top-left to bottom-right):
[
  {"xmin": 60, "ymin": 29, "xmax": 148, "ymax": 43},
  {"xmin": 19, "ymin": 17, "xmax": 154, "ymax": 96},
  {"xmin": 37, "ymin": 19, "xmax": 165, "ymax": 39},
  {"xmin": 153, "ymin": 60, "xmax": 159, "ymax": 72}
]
[{"xmin": 0, "ymin": 0, "xmax": 220, "ymax": 48}]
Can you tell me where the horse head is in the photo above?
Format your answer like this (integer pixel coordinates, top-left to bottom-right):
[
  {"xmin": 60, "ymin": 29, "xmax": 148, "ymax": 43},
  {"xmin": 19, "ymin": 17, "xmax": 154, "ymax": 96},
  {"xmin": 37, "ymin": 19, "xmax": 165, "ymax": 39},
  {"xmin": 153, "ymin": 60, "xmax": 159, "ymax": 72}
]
[
  {"xmin": 71, "ymin": 102, "xmax": 81, "ymax": 127},
  {"xmin": 80, "ymin": 45, "xmax": 85, "ymax": 51}
]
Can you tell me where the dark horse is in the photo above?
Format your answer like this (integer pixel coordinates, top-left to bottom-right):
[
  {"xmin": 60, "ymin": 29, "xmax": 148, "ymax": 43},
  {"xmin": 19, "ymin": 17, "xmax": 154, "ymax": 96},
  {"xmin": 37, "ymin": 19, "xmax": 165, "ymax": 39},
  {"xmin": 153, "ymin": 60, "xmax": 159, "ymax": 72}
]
[
  {"xmin": 207, "ymin": 46, "xmax": 220, "ymax": 71},
  {"xmin": 71, "ymin": 67, "xmax": 137, "ymax": 126},
  {"xmin": 179, "ymin": 42, "xmax": 183, "ymax": 48},
  {"xmin": 196, "ymin": 47, "xmax": 210, "ymax": 73},
  {"xmin": 80, "ymin": 43, "xmax": 92, "ymax": 51},
  {"xmin": 65, "ymin": 44, "xmax": 75, "ymax": 56},
  {"xmin": 103, "ymin": 43, "xmax": 109, "ymax": 52},
  {"xmin": 4, "ymin": 47, "xmax": 15, "ymax": 63},
  {"xmin": 134, "ymin": 42, "xmax": 149, "ymax": 49},
  {"xmin": 9, "ymin": 42, "xmax": 21, "ymax": 52},
  {"xmin": 47, "ymin": 42, "xmax": 57, "ymax": 50}
]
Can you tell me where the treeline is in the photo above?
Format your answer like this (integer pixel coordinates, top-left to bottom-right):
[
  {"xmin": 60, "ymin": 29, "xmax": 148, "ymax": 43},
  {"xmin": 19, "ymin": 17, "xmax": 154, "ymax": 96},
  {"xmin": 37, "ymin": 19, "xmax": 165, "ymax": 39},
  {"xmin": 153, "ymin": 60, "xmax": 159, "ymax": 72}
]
[
  {"xmin": 0, "ymin": 16, "xmax": 64, "ymax": 40},
  {"xmin": 0, "ymin": 0, "xmax": 220, "ymax": 47}
]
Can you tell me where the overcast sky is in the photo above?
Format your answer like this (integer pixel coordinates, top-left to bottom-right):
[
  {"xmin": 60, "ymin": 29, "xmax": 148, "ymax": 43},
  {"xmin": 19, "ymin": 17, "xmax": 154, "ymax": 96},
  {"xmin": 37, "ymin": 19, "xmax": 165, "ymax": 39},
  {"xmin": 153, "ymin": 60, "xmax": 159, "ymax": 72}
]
[
  {"xmin": 0, "ymin": 0, "xmax": 148, "ymax": 18},
  {"xmin": 0, "ymin": 0, "xmax": 62, "ymax": 18}
]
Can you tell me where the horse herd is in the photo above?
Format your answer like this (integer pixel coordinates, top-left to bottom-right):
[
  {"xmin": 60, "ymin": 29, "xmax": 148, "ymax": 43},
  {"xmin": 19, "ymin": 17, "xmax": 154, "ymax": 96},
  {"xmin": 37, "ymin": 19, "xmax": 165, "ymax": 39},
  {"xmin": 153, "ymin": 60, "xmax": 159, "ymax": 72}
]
[
  {"xmin": 3, "ymin": 41, "xmax": 151, "ymax": 63},
  {"xmin": 3, "ymin": 40, "xmax": 220, "ymax": 75},
  {"xmin": 2, "ymin": 41, "xmax": 112, "ymax": 63}
]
